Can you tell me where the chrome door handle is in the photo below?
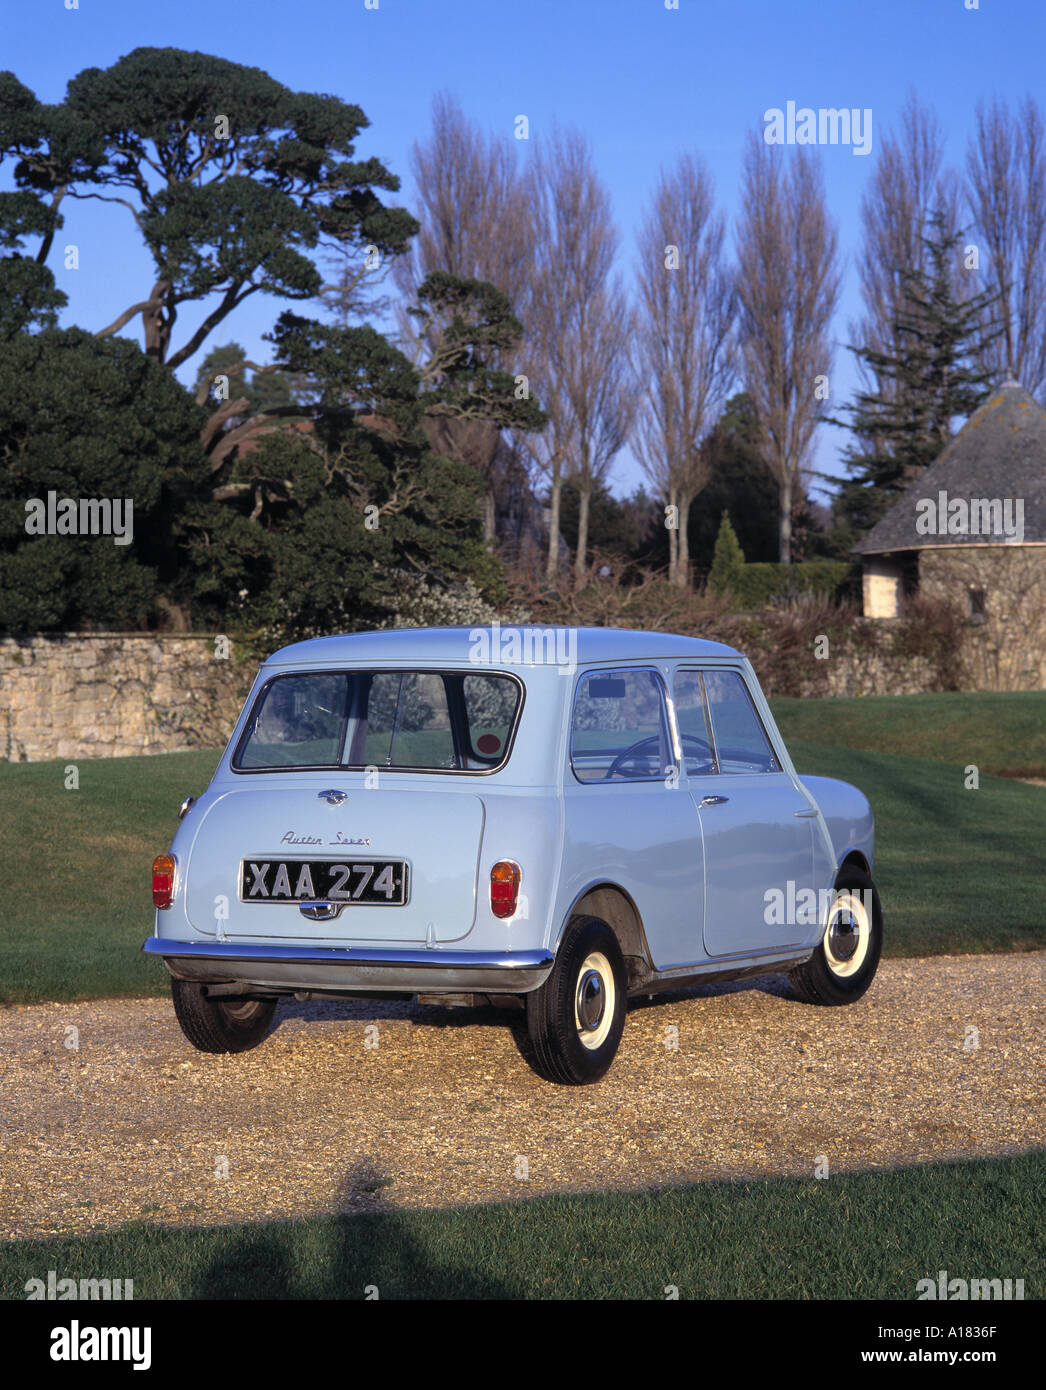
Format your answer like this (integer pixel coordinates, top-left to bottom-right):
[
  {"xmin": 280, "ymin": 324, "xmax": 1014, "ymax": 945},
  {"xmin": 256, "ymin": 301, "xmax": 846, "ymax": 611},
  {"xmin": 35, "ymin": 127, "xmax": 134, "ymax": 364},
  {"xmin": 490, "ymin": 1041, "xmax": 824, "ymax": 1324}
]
[
  {"xmin": 794, "ymin": 809, "xmax": 819, "ymax": 818},
  {"xmin": 699, "ymin": 795, "xmax": 729, "ymax": 807}
]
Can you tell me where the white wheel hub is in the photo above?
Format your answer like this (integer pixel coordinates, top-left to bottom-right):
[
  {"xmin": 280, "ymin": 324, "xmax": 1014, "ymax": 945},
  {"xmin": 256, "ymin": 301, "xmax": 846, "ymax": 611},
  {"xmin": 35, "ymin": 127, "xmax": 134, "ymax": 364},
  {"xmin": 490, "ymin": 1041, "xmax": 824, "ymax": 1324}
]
[
  {"xmin": 574, "ymin": 950, "xmax": 615, "ymax": 1050},
  {"xmin": 823, "ymin": 890, "xmax": 871, "ymax": 978}
]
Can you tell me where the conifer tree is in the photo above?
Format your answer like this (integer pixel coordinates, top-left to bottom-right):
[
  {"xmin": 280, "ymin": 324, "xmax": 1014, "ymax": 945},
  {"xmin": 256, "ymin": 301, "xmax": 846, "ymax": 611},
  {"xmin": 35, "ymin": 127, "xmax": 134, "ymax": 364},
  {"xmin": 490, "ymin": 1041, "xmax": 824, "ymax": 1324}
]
[
  {"xmin": 707, "ymin": 511, "xmax": 745, "ymax": 597},
  {"xmin": 835, "ymin": 212, "xmax": 1001, "ymax": 533}
]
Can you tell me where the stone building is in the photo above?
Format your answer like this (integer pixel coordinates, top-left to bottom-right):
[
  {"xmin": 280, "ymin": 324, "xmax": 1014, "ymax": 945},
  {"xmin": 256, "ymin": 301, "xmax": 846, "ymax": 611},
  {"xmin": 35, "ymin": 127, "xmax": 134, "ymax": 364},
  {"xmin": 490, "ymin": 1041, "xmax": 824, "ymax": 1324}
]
[
  {"xmin": 853, "ymin": 380, "xmax": 1046, "ymax": 686},
  {"xmin": 855, "ymin": 379, "xmax": 1046, "ymax": 617}
]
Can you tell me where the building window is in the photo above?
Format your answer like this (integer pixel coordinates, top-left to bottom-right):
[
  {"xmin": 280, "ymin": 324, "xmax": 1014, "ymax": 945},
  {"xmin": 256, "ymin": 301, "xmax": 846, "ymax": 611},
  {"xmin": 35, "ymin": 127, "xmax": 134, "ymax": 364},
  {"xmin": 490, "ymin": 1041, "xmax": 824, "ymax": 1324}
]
[{"xmin": 967, "ymin": 586, "xmax": 987, "ymax": 621}]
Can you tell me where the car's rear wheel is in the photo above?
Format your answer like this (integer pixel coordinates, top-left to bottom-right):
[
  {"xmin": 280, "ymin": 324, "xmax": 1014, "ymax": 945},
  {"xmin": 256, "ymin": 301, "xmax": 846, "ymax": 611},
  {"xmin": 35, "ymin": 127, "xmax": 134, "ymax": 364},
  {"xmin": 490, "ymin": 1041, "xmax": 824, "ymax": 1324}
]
[
  {"xmin": 788, "ymin": 865, "xmax": 883, "ymax": 1006},
  {"xmin": 171, "ymin": 979, "xmax": 277, "ymax": 1053},
  {"xmin": 526, "ymin": 916, "xmax": 627, "ymax": 1084}
]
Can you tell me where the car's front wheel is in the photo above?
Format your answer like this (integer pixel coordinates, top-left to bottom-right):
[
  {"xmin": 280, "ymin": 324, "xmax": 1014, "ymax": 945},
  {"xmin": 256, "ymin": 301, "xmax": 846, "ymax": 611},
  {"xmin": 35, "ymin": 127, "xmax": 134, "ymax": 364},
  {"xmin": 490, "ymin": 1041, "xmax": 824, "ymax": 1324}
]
[
  {"xmin": 171, "ymin": 979, "xmax": 277, "ymax": 1054},
  {"xmin": 526, "ymin": 916, "xmax": 627, "ymax": 1084},
  {"xmin": 788, "ymin": 865, "xmax": 883, "ymax": 1005}
]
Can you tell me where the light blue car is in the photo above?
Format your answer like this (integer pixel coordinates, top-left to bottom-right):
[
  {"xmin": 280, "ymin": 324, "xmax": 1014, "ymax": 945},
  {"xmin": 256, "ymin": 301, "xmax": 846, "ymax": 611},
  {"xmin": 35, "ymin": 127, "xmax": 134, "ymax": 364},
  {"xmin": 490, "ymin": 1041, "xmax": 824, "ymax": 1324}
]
[{"xmin": 145, "ymin": 626, "xmax": 883, "ymax": 1085}]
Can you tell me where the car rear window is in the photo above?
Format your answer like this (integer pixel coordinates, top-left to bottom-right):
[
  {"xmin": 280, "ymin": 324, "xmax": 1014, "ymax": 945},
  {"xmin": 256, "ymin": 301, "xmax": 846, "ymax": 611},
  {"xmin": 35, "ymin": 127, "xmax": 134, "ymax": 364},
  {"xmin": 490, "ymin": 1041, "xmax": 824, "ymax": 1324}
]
[{"xmin": 234, "ymin": 669, "xmax": 522, "ymax": 772}]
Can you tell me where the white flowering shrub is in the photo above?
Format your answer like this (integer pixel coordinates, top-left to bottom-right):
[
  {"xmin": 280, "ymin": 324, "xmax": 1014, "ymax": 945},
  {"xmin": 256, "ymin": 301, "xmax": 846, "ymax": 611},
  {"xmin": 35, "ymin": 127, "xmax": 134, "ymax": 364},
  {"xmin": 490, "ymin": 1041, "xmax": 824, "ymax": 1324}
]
[
  {"xmin": 228, "ymin": 566, "xmax": 529, "ymax": 664},
  {"xmin": 375, "ymin": 570, "xmax": 529, "ymax": 631}
]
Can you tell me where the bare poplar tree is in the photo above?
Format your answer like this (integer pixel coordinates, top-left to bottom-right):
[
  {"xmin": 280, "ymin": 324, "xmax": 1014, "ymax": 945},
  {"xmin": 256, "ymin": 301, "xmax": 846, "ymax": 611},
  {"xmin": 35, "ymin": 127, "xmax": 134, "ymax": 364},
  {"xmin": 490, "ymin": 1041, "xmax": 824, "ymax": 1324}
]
[
  {"xmin": 853, "ymin": 92, "xmax": 960, "ymax": 373},
  {"xmin": 632, "ymin": 154, "xmax": 735, "ymax": 587},
  {"xmin": 966, "ymin": 94, "xmax": 1046, "ymax": 398},
  {"xmin": 736, "ymin": 133, "xmax": 840, "ymax": 563},
  {"xmin": 523, "ymin": 127, "xmax": 632, "ymax": 580},
  {"xmin": 394, "ymin": 93, "xmax": 535, "ymax": 542}
]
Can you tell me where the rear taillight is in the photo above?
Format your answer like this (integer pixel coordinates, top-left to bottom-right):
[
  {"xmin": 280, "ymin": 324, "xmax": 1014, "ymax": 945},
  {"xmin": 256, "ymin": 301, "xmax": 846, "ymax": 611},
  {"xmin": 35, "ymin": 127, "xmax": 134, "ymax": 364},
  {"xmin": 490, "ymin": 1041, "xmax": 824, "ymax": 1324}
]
[
  {"xmin": 490, "ymin": 860, "xmax": 521, "ymax": 919},
  {"xmin": 152, "ymin": 853, "xmax": 176, "ymax": 909}
]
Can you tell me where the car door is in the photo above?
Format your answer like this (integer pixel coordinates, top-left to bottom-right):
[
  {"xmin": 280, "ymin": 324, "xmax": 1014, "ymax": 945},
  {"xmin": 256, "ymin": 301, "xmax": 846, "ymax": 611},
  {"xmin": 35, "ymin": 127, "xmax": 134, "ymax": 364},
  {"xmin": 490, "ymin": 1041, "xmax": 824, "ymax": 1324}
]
[
  {"xmin": 561, "ymin": 665, "xmax": 705, "ymax": 971},
  {"xmin": 674, "ymin": 667, "xmax": 817, "ymax": 959}
]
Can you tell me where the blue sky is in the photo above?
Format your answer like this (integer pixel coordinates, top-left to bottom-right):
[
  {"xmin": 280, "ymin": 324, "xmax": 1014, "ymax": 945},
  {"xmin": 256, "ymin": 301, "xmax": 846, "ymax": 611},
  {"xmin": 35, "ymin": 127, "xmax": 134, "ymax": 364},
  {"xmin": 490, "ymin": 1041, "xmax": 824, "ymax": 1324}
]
[{"xmin": 7, "ymin": 0, "xmax": 1045, "ymax": 499}]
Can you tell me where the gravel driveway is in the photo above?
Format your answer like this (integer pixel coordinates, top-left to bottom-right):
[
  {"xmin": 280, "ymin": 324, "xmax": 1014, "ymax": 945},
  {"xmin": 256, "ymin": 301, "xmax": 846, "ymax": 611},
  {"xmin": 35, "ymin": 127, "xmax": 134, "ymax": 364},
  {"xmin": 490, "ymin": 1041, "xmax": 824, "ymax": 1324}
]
[{"xmin": 1, "ymin": 951, "xmax": 1043, "ymax": 1240}]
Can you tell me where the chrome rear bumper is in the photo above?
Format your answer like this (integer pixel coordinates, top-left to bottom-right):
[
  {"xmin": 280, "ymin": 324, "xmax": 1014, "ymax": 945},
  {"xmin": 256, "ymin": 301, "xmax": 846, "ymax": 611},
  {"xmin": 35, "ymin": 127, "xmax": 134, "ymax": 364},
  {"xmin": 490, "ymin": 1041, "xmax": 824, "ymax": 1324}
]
[{"xmin": 143, "ymin": 937, "xmax": 555, "ymax": 994}]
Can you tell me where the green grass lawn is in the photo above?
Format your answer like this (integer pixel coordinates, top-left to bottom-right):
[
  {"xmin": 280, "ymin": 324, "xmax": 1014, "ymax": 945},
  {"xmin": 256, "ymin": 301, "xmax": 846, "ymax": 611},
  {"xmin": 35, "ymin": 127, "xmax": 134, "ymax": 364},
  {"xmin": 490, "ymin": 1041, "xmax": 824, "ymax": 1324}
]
[
  {"xmin": 790, "ymin": 740, "xmax": 1045, "ymax": 957},
  {"xmin": 1, "ymin": 691, "xmax": 1043, "ymax": 1004},
  {"xmin": 771, "ymin": 690, "xmax": 1046, "ymax": 778},
  {"xmin": 1, "ymin": 1151, "xmax": 1041, "ymax": 1300},
  {"xmin": 0, "ymin": 749, "xmax": 220, "ymax": 1004}
]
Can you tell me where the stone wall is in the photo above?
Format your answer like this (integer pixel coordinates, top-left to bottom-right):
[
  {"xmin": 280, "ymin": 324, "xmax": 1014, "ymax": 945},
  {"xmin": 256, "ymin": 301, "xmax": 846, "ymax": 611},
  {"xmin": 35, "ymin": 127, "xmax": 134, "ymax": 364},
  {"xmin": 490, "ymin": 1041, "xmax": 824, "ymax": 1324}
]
[
  {"xmin": 745, "ymin": 617, "xmax": 1045, "ymax": 698},
  {"xmin": 1, "ymin": 617, "xmax": 1041, "ymax": 764},
  {"xmin": 0, "ymin": 635, "xmax": 256, "ymax": 762},
  {"xmin": 787, "ymin": 643, "xmax": 938, "ymax": 699}
]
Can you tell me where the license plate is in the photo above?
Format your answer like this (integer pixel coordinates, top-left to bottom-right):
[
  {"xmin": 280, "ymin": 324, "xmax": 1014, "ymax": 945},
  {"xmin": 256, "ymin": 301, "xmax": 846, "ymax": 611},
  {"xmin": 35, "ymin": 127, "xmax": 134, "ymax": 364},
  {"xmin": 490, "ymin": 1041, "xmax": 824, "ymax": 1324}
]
[{"xmin": 240, "ymin": 859, "xmax": 408, "ymax": 905}]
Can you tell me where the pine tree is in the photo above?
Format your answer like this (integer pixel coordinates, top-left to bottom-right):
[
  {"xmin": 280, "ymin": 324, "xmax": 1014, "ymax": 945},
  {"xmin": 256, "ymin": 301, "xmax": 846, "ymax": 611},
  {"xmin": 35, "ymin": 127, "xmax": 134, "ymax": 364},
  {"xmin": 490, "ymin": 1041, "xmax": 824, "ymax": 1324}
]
[{"xmin": 834, "ymin": 212, "xmax": 1002, "ymax": 533}]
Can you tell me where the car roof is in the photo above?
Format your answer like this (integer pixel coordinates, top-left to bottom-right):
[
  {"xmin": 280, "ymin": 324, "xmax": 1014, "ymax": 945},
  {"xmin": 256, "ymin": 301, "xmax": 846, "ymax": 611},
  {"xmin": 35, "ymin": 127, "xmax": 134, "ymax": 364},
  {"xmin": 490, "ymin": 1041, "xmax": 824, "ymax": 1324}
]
[{"xmin": 265, "ymin": 626, "xmax": 742, "ymax": 667}]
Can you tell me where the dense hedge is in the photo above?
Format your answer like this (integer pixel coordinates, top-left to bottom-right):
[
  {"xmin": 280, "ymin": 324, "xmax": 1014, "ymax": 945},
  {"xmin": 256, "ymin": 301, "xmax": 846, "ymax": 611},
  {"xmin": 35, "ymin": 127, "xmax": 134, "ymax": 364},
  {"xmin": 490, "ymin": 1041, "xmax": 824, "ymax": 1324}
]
[
  {"xmin": 728, "ymin": 559, "xmax": 853, "ymax": 609},
  {"xmin": 706, "ymin": 514, "xmax": 852, "ymax": 609}
]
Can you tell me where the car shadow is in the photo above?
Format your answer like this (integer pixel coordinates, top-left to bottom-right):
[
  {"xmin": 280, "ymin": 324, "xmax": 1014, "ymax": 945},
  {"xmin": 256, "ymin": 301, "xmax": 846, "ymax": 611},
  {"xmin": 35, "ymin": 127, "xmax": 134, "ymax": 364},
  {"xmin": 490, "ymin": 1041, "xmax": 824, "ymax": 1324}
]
[
  {"xmin": 274, "ymin": 968, "xmax": 796, "ymax": 1030},
  {"xmin": 629, "ymin": 970, "xmax": 797, "ymax": 1006},
  {"xmin": 274, "ymin": 995, "xmax": 522, "ymax": 1028},
  {"xmin": 269, "ymin": 973, "xmax": 804, "ymax": 1081}
]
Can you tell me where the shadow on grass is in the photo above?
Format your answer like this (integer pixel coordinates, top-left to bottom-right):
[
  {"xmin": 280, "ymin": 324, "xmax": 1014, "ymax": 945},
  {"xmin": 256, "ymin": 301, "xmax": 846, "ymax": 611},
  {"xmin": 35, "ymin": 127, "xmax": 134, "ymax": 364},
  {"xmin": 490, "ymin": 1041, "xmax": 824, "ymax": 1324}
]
[{"xmin": 191, "ymin": 1162, "xmax": 517, "ymax": 1299}]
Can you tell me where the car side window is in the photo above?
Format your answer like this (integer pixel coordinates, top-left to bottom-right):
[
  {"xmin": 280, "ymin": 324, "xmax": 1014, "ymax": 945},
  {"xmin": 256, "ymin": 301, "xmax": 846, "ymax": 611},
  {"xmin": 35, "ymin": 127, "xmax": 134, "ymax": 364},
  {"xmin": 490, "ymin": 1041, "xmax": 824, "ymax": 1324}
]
[
  {"xmin": 570, "ymin": 667, "xmax": 670, "ymax": 783},
  {"xmin": 672, "ymin": 670, "xmax": 718, "ymax": 775},
  {"xmin": 703, "ymin": 669, "xmax": 780, "ymax": 774}
]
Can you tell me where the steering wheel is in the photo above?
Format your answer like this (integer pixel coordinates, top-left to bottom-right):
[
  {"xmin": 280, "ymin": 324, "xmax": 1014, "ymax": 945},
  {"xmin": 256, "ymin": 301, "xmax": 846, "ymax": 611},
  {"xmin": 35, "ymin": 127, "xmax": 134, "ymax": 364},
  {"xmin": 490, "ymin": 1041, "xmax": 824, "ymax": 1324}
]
[{"xmin": 604, "ymin": 733, "xmax": 712, "ymax": 780}]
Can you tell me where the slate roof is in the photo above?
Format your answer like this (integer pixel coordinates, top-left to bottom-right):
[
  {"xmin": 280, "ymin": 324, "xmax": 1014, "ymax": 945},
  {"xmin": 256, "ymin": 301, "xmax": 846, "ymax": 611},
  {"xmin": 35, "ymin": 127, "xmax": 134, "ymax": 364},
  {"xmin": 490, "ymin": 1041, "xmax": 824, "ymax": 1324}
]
[{"xmin": 854, "ymin": 380, "xmax": 1046, "ymax": 555}]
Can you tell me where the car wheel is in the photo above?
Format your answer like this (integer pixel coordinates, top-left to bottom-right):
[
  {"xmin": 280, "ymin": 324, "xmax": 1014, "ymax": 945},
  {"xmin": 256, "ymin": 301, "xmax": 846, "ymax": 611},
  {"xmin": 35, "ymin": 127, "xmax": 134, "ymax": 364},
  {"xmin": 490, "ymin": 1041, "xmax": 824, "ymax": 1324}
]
[
  {"xmin": 788, "ymin": 865, "xmax": 883, "ymax": 1006},
  {"xmin": 526, "ymin": 916, "xmax": 627, "ymax": 1084},
  {"xmin": 171, "ymin": 979, "xmax": 277, "ymax": 1054}
]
